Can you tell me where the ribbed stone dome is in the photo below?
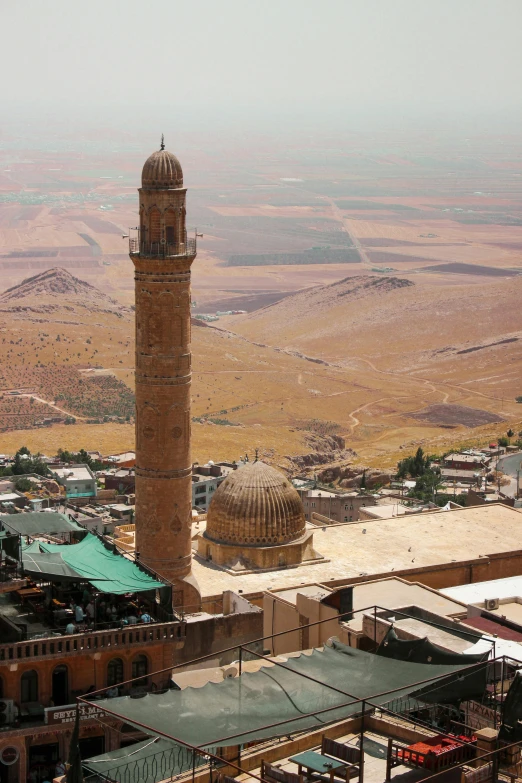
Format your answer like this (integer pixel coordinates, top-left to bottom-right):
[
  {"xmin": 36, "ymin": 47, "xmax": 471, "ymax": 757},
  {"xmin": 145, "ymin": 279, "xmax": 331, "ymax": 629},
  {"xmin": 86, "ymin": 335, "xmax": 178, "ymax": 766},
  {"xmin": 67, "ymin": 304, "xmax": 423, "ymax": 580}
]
[
  {"xmin": 141, "ymin": 148, "xmax": 183, "ymax": 189},
  {"xmin": 205, "ymin": 461, "xmax": 306, "ymax": 547}
]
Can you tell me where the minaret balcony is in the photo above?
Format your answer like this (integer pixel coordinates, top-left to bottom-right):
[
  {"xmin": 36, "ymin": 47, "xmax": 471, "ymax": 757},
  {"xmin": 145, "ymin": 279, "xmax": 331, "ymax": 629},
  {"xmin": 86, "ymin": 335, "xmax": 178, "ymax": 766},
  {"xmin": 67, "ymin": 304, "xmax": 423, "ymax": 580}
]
[{"xmin": 129, "ymin": 236, "xmax": 196, "ymax": 259}]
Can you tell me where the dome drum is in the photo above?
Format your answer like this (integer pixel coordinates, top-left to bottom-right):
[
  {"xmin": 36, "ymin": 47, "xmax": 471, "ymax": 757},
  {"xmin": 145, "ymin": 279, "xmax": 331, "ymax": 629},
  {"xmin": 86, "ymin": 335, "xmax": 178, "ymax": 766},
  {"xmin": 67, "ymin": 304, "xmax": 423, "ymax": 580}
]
[{"xmin": 198, "ymin": 528, "xmax": 316, "ymax": 572}]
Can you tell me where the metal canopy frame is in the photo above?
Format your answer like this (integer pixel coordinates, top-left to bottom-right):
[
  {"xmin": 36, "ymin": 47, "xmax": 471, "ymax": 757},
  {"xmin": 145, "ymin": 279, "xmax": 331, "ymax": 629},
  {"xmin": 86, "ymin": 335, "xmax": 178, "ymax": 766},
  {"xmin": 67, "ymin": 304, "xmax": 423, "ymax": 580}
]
[{"xmin": 78, "ymin": 602, "xmax": 506, "ymax": 783}]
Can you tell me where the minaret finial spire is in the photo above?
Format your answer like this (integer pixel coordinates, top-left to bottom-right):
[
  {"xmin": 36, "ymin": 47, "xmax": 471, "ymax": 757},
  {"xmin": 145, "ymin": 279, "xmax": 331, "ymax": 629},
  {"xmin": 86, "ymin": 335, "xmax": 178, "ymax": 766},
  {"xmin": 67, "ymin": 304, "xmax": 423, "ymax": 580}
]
[{"xmin": 160, "ymin": 134, "xmax": 165, "ymax": 151}]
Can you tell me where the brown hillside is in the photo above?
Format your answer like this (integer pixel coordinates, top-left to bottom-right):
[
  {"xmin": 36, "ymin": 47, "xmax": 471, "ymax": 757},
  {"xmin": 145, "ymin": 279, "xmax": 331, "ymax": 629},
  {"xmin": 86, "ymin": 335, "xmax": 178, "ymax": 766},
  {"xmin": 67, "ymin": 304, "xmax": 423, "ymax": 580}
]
[
  {"xmin": 0, "ymin": 267, "xmax": 131, "ymax": 317},
  {"xmin": 232, "ymin": 274, "xmax": 522, "ymax": 372},
  {"xmin": 2, "ymin": 269, "xmax": 521, "ymax": 469}
]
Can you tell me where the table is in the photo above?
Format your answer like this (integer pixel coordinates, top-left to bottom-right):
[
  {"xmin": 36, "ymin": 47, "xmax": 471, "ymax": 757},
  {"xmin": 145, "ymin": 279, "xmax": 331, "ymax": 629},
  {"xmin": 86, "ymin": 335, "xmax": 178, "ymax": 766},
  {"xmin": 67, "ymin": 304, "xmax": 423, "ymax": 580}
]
[
  {"xmin": 16, "ymin": 587, "xmax": 45, "ymax": 605},
  {"xmin": 290, "ymin": 751, "xmax": 349, "ymax": 783}
]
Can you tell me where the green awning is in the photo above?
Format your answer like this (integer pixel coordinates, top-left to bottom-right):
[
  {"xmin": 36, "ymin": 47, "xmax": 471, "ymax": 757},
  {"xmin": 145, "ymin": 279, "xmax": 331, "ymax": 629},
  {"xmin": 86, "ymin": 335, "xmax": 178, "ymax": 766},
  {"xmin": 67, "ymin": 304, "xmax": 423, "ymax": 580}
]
[
  {"xmin": 83, "ymin": 737, "xmax": 201, "ymax": 783},
  {"xmin": 377, "ymin": 626, "xmax": 488, "ymax": 666},
  {"xmin": 1, "ymin": 511, "xmax": 85, "ymax": 537},
  {"xmin": 19, "ymin": 532, "xmax": 166, "ymax": 594},
  {"xmin": 87, "ymin": 642, "xmax": 488, "ymax": 750}
]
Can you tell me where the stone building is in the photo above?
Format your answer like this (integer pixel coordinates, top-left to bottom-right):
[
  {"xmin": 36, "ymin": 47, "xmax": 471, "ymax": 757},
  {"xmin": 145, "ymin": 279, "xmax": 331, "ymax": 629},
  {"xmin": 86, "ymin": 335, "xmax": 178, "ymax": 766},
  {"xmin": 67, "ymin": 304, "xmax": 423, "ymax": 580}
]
[
  {"xmin": 198, "ymin": 460, "xmax": 319, "ymax": 570},
  {"xmin": 299, "ymin": 489, "xmax": 377, "ymax": 523},
  {"xmin": 130, "ymin": 140, "xmax": 200, "ymax": 610},
  {"xmin": 0, "ymin": 590, "xmax": 261, "ymax": 783}
]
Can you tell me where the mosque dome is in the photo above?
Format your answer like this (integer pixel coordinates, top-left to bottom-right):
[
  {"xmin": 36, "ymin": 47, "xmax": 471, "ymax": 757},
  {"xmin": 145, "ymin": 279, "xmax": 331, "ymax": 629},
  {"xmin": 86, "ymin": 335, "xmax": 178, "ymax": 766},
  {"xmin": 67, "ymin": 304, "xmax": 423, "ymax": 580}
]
[
  {"xmin": 141, "ymin": 146, "xmax": 183, "ymax": 189},
  {"xmin": 205, "ymin": 461, "xmax": 306, "ymax": 547}
]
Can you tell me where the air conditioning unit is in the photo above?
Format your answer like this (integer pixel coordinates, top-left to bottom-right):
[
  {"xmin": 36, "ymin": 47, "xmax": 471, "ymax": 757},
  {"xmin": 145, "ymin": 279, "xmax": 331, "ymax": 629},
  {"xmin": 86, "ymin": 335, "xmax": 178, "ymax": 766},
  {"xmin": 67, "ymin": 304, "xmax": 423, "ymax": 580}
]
[
  {"xmin": 485, "ymin": 598, "xmax": 500, "ymax": 611},
  {"xmin": 0, "ymin": 700, "xmax": 16, "ymax": 726}
]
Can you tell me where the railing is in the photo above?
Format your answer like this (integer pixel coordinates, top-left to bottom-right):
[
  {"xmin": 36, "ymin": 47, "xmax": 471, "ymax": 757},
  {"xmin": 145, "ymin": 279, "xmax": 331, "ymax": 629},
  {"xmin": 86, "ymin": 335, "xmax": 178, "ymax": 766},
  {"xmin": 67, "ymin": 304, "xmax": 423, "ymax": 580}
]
[
  {"xmin": 0, "ymin": 620, "xmax": 186, "ymax": 663},
  {"xmin": 129, "ymin": 237, "xmax": 196, "ymax": 258}
]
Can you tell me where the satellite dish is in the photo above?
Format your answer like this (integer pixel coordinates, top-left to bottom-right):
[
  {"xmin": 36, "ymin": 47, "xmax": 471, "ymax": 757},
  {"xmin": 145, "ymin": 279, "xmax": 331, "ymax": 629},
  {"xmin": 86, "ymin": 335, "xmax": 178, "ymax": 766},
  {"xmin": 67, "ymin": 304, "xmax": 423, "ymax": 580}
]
[{"xmin": 223, "ymin": 665, "xmax": 238, "ymax": 679}]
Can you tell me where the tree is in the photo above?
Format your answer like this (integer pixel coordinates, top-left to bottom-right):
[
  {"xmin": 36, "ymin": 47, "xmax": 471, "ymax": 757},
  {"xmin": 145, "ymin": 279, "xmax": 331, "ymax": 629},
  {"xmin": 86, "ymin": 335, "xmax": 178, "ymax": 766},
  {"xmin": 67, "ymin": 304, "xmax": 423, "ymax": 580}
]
[
  {"xmin": 397, "ymin": 447, "xmax": 430, "ymax": 479},
  {"xmin": 507, "ymin": 429, "xmax": 514, "ymax": 442},
  {"xmin": 499, "ymin": 437, "xmax": 509, "ymax": 448},
  {"xmin": 15, "ymin": 477, "xmax": 35, "ymax": 492}
]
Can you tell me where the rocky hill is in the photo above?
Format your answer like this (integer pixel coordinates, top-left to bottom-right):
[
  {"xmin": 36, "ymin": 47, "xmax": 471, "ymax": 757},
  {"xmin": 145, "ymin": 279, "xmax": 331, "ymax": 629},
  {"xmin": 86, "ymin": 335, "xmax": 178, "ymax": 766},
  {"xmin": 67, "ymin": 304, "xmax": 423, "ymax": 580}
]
[
  {"xmin": 245, "ymin": 275, "xmax": 414, "ymax": 320},
  {"xmin": 0, "ymin": 267, "xmax": 131, "ymax": 317}
]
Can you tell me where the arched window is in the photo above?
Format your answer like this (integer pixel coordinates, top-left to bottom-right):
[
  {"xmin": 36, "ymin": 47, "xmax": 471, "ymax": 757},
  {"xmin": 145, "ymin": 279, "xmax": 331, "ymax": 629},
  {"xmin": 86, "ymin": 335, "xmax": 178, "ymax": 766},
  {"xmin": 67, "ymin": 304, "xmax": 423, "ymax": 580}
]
[
  {"xmin": 164, "ymin": 209, "xmax": 177, "ymax": 245},
  {"xmin": 107, "ymin": 658, "xmax": 124, "ymax": 688},
  {"xmin": 131, "ymin": 655, "xmax": 148, "ymax": 685},
  {"xmin": 21, "ymin": 670, "xmax": 38, "ymax": 703}
]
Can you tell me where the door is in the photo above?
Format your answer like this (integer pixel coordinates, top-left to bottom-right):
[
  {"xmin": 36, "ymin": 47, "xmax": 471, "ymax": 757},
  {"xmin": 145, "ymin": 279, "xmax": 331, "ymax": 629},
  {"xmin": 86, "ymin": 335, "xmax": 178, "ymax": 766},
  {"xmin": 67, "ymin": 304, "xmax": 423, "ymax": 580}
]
[{"xmin": 52, "ymin": 665, "xmax": 69, "ymax": 706}]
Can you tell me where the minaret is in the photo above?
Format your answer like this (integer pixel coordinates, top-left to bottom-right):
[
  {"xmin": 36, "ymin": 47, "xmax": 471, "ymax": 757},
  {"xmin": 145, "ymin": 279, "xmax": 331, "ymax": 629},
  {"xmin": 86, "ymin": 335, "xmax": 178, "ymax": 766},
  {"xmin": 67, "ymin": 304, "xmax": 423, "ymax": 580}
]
[{"xmin": 130, "ymin": 138, "xmax": 201, "ymax": 610}]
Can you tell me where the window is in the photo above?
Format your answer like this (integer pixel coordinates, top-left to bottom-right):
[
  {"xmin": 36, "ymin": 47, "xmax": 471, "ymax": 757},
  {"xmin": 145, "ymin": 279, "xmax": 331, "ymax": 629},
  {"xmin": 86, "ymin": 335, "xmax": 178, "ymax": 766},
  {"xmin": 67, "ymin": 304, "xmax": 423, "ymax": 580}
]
[
  {"xmin": 344, "ymin": 516, "xmax": 348, "ymax": 522},
  {"xmin": 21, "ymin": 670, "xmax": 38, "ymax": 703},
  {"xmin": 107, "ymin": 658, "xmax": 124, "ymax": 688},
  {"xmin": 311, "ymin": 503, "xmax": 316, "ymax": 509},
  {"xmin": 132, "ymin": 655, "xmax": 148, "ymax": 685}
]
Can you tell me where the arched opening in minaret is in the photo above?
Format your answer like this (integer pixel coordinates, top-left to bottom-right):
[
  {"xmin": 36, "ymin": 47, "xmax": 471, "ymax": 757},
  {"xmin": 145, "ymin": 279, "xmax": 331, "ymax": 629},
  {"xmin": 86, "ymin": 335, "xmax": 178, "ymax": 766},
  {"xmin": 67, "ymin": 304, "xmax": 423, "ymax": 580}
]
[
  {"xmin": 149, "ymin": 207, "xmax": 161, "ymax": 243},
  {"xmin": 165, "ymin": 208, "xmax": 177, "ymax": 246}
]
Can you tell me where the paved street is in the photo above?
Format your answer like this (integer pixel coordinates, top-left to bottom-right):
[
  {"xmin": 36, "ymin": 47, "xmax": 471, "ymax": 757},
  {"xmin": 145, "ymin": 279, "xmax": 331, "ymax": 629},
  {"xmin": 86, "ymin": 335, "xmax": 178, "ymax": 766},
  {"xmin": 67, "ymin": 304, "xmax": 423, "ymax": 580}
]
[{"xmin": 497, "ymin": 452, "xmax": 522, "ymax": 498}]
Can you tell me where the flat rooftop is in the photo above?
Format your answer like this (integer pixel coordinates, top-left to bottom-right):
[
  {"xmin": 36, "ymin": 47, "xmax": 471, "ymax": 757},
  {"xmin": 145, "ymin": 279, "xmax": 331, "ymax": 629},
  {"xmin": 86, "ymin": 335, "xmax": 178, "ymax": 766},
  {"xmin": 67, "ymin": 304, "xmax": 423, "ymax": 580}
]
[
  {"xmin": 272, "ymin": 584, "xmax": 332, "ymax": 605},
  {"xmin": 361, "ymin": 504, "xmax": 408, "ymax": 519},
  {"xmin": 53, "ymin": 466, "xmax": 92, "ymax": 481},
  {"xmin": 192, "ymin": 504, "xmax": 522, "ymax": 598},
  {"xmin": 445, "ymin": 453, "xmax": 485, "ymax": 464},
  {"xmin": 341, "ymin": 578, "xmax": 466, "ymax": 633},
  {"xmin": 441, "ymin": 575, "xmax": 522, "ymax": 605}
]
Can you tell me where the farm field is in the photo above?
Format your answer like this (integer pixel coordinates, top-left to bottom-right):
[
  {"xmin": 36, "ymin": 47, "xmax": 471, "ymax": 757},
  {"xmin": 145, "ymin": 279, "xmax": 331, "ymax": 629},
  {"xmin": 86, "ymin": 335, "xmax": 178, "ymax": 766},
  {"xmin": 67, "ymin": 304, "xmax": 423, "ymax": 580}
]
[{"xmin": 1, "ymin": 125, "xmax": 522, "ymax": 467}]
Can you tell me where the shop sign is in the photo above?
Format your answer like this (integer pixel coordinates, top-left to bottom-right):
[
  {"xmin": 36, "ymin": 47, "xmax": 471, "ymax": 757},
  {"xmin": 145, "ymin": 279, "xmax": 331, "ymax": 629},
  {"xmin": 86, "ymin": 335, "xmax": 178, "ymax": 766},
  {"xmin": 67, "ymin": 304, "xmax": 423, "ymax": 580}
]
[
  {"xmin": 44, "ymin": 703, "xmax": 106, "ymax": 725},
  {"xmin": 0, "ymin": 746, "xmax": 19, "ymax": 766},
  {"xmin": 464, "ymin": 700, "xmax": 499, "ymax": 730}
]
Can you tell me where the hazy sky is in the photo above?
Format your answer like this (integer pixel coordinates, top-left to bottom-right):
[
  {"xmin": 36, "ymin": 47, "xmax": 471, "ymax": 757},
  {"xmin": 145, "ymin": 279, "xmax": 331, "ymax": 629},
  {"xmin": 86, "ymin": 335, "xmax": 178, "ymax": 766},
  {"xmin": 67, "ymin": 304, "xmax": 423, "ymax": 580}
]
[{"xmin": 2, "ymin": 0, "xmax": 522, "ymax": 130}]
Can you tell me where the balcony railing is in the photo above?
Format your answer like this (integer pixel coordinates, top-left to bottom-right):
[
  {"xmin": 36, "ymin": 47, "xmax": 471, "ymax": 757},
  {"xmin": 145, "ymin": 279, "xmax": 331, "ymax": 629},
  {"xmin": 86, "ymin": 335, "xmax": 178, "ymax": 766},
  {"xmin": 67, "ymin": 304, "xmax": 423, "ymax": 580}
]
[
  {"xmin": 129, "ymin": 237, "xmax": 197, "ymax": 258},
  {"xmin": 0, "ymin": 620, "xmax": 186, "ymax": 663}
]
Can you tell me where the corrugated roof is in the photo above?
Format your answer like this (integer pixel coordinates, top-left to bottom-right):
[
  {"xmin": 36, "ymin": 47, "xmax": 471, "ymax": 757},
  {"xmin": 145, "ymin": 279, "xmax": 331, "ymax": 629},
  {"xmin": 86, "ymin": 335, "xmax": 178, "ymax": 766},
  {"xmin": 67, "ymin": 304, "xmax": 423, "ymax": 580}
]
[{"xmin": 1, "ymin": 511, "xmax": 85, "ymax": 536}]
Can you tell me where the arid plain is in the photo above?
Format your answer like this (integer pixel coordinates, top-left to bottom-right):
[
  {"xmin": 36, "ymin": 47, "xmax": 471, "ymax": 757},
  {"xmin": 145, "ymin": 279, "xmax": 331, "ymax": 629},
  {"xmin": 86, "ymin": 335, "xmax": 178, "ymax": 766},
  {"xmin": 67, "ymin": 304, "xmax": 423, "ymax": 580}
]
[{"xmin": 1, "ymin": 127, "xmax": 521, "ymax": 470}]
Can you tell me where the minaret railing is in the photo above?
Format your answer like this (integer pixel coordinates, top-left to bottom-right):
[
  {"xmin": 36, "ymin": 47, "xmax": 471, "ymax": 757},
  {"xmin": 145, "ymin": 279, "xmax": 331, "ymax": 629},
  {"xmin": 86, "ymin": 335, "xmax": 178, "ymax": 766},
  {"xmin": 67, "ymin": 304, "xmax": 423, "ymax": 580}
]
[{"xmin": 129, "ymin": 234, "xmax": 196, "ymax": 258}]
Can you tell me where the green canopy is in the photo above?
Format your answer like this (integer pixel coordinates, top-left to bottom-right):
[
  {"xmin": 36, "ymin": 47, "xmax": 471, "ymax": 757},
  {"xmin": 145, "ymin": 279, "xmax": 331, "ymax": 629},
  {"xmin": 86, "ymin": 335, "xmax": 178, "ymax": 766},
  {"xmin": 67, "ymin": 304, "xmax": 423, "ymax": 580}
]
[
  {"xmin": 19, "ymin": 532, "xmax": 166, "ymax": 594},
  {"xmin": 377, "ymin": 626, "xmax": 488, "ymax": 666},
  {"xmin": 499, "ymin": 671, "xmax": 522, "ymax": 743},
  {"xmin": 1, "ymin": 511, "xmax": 86, "ymax": 537},
  {"xmin": 83, "ymin": 737, "xmax": 201, "ymax": 783},
  {"xmin": 88, "ymin": 642, "xmax": 488, "ymax": 750}
]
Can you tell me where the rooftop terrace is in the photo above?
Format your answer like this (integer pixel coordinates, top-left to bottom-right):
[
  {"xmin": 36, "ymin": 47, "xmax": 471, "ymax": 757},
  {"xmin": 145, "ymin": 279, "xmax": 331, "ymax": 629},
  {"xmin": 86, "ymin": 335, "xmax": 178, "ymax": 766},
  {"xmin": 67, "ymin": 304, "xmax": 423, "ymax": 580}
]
[{"xmin": 192, "ymin": 504, "xmax": 522, "ymax": 598}]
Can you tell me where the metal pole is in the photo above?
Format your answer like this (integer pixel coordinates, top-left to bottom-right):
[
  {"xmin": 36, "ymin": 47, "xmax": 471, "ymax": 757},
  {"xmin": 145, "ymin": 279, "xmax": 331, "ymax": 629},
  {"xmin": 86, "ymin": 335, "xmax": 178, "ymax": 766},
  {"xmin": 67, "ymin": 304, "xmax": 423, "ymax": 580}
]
[
  {"xmin": 359, "ymin": 700, "xmax": 365, "ymax": 783},
  {"xmin": 500, "ymin": 655, "xmax": 505, "ymax": 725}
]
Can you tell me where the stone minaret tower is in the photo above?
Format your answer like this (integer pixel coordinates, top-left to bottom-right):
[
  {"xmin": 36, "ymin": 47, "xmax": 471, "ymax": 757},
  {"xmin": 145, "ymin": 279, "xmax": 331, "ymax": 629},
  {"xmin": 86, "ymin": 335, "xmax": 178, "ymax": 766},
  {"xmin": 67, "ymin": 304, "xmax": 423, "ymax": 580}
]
[{"xmin": 130, "ymin": 138, "xmax": 200, "ymax": 610}]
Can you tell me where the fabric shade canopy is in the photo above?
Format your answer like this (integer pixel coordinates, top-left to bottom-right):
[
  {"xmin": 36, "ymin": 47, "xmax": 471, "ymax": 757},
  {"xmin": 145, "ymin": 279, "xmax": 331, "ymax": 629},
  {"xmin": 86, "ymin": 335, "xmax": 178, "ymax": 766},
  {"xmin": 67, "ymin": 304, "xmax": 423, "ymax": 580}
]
[
  {"xmin": 1, "ymin": 511, "xmax": 85, "ymax": 537},
  {"xmin": 19, "ymin": 532, "xmax": 166, "ymax": 594},
  {"xmin": 87, "ymin": 642, "xmax": 488, "ymax": 750},
  {"xmin": 377, "ymin": 626, "xmax": 488, "ymax": 666},
  {"xmin": 83, "ymin": 737, "xmax": 199, "ymax": 783}
]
